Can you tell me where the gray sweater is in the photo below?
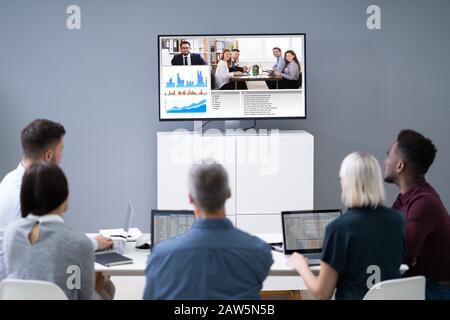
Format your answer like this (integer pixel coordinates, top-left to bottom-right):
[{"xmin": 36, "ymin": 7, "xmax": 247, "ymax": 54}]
[{"xmin": 3, "ymin": 215, "xmax": 98, "ymax": 300}]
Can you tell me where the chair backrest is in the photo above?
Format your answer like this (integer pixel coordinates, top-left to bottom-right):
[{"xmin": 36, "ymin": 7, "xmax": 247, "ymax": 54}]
[
  {"xmin": 363, "ymin": 276, "xmax": 426, "ymax": 300},
  {"xmin": 0, "ymin": 279, "xmax": 68, "ymax": 300},
  {"xmin": 210, "ymin": 70, "xmax": 216, "ymax": 90},
  {"xmin": 297, "ymin": 72, "xmax": 302, "ymax": 88}
]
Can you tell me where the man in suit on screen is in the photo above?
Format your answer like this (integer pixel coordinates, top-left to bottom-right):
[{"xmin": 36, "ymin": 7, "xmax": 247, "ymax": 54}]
[{"xmin": 171, "ymin": 40, "xmax": 207, "ymax": 66}]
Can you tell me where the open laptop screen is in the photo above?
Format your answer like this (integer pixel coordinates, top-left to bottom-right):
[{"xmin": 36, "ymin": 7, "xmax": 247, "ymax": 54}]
[
  {"xmin": 151, "ymin": 210, "xmax": 195, "ymax": 247},
  {"xmin": 282, "ymin": 209, "xmax": 341, "ymax": 254}
]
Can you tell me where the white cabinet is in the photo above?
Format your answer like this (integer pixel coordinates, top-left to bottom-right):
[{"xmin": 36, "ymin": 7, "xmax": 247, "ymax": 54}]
[{"xmin": 157, "ymin": 130, "xmax": 313, "ymax": 234}]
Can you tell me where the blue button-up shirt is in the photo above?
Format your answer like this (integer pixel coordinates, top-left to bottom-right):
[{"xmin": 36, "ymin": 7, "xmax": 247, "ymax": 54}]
[
  {"xmin": 274, "ymin": 56, "xmax": 285, "ymax": 72},
  {"xmin": 143, "ymin": 218, "xmax": 273, "ymax": 300}
]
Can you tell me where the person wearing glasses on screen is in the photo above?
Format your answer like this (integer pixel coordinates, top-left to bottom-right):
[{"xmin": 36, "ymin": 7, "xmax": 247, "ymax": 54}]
[
  {"xmin": 277, "ymin": 50, "xmax": 302, "ymax": 89},
  {"xmin": 215, "ymin": 49, "xmax": 246, "ymax": 90},
  {"xmin": 287, "ymin": 152, "xmax": 405, "ymax": 300},
  {"xmin": 171, "ymin": 40, "xmax": 207, "ymax": 66}
]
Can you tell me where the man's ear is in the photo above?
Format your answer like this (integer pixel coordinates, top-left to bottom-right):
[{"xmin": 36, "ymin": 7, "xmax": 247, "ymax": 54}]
[
  {"xmin": 396, "ymin": 160, "xmax": 406, "ymax": 174},
  {"xmin": 227, "ymin": 188, "xmax": 231, "ymax": 199},
  {"xmin": 43, "ymin": 149, "xmax": 53, "ymax": 162},
  {"xmin": 188, "ymin": 193, "xmax": 194, "ymax": 204}
]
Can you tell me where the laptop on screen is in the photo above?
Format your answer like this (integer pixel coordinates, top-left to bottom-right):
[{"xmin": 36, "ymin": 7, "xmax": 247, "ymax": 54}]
[
  {"xmin": 150, "ymin": 210, "xmax": 195, "ymax": 248},
  {"xmin": 281, "ymin": 209, "xmax": 342, "ymax": 265}
]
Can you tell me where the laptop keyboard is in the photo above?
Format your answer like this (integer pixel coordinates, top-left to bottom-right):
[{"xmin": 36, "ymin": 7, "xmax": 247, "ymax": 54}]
[{"xmin": 303, "ymin": 253, "xmax": 322, "ymax": 260}]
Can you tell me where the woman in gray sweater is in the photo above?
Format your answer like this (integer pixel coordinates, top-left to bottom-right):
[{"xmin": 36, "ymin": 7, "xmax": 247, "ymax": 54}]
[
  {"xmin": 3, "ymin": 163, "xmax": 102, "ymax": 300},
  {"xmin": 278, "ymin": 50, "xmax": 302, "ymax": 89}
]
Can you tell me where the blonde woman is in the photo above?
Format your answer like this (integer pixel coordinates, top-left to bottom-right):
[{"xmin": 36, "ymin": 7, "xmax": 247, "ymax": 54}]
[{"xmin": 287, "ymin": 152, "xmax": 405, "ymax": 300}]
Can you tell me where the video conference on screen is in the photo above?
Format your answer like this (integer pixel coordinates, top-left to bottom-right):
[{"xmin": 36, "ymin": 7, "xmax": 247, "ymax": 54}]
[{"xmin": 158, "ymin": 34, "xmax": 306, "ymax": 120}]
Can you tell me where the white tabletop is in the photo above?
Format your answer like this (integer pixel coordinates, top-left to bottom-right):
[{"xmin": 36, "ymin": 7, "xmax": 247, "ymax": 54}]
[
  {"xmin": 93, "ymin": 233, "xmax": 408, "ymax": 277},
  {"xmin": 94, "ymin": 241, "xmax": 301, "ymax": 277}
]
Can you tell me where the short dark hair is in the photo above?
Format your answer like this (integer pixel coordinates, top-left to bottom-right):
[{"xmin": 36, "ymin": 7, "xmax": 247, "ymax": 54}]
[
  {"xmin": 273, "ymin": 47, "xmax": 281, "ymax": 52},
  {"xmin": 231, "ymin": 48, "xmax": 240, "ymax": 52},
  {"xmin": 21, "ymin": 162, "xmax": 69, "ymax": 217},
  {"xmin": 396, "ymin": 129, "xmax": 437, "ymax": 175},
  {"xmin": 21, "ymin": 119, "xmax": 65, "ymax": 159},
  {"xmin": 180, "ymin": 40, "xmax": 191, "ymax": 47}
]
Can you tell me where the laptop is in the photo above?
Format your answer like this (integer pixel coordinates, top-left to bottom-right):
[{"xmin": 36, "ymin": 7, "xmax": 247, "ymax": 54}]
[
  {"xmin": 99, "ymin": 202, "xmax": 142, "ymax": 241},
  {"xmin": 281, "ymin": 209, "xmax": 342, "ymax": 266},
  {"xmin": 151, "ymin": 210, "xmax": 195, "ymax": 249}
]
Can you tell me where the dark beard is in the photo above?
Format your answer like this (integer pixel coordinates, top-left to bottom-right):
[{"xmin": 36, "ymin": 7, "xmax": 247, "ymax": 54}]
[{"xmin": 384, "ymin": 175, "xmax": 396, "ymax": 184}]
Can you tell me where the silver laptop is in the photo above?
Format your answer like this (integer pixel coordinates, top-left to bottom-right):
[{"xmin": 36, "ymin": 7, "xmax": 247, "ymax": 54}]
[
  {"xmin": 108, "ymin": 202, "xmax": 134, "ymax": 239},
  {"xmin": 281, "ymin": 209, "xmax": 341, "ymax": 265}
]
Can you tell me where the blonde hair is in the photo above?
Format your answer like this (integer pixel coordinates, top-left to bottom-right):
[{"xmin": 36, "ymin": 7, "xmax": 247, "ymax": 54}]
[{"xmin": 339, "ymin": 152, "xmax": 385, "ymax": 208}]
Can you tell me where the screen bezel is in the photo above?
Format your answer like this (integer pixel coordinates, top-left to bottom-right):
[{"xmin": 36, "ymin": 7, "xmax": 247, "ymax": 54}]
[
  {"xmin": 150, "ymin": 209, "xmax": 195, "ymax": 248},
  {"xmin": 281, "ymin": 209, "xmax": 342, "ymax": 255},
  {"xmin": 157, "ymin": 33, "xmax": 307, "ymax": 121}
]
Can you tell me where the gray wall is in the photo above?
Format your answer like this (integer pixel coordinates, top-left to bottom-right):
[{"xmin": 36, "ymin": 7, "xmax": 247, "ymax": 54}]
[{"xmin": 1, "ymin": 0, "xmax": 449, "ymax": 232}]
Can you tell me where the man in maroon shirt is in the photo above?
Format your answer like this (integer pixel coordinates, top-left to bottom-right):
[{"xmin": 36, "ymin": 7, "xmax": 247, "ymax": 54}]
[{"xmin": 384, "ymin": 129, "xmax": 450, "ymax": 299}]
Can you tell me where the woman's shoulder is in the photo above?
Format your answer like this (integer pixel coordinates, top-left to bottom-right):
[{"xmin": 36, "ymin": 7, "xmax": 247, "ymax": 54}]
[
  {"xmin": 54, "ymin": 223, "xmax": 93, "ymax": 250},
  {"xmin": 344, "ymin": 206, "xmax": 404, "ymax": 223},
  {"xmin": 4, "ymin": 218, "xmax": 32, "ymax": 237}
]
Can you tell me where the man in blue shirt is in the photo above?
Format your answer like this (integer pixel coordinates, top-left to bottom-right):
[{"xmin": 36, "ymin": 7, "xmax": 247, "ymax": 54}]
[
  {"xmin": 143, "ymin": 160, "xmax": 273, "ymax": 300},
  {"xmin": 266, "ymin": 47, "xmax": 285, "ymax": 89},
  {"xmin": 272, "ymin": 47, "xmax": 285, "ymax": 73}
]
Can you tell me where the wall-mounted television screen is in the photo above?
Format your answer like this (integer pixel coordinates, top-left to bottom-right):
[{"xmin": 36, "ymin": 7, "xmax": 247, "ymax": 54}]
[{"xmin": 158, "ymin": 33, "xmax": 306, "ymax": 121}]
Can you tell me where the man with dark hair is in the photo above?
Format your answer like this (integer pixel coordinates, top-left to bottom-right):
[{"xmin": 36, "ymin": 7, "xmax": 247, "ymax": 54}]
[
  {"xmin": 266, "ymin": 47, "xmax": 286, "ymax": 89},
  {"xmin": 144, "ymin": 160, "xmax": 273, "ymax": 299},
  {"xmin": 229, "ymin": 49, "xmax": 248, "ymax": 90},
  {"xmin": 230, "ymin": 48, "xmax": 248, "ymax": 73},
  {"xmin": 384, "ymin": 129, "xmax": 450, "ymax": 299},
  {"xmin": 171, "ymin": 40, "xmax": 207, "ymax": 66},
  {"xmin": 271, "ymin": 47, "xmax": 285, "ymax": 72},
  {"xmin": 0, "ymin": 119, "xmax": 113, "ymax": 280}
]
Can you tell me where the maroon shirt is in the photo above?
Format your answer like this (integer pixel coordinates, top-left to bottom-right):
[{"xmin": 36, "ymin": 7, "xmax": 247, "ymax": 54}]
[{"xmin": 392, "ymin": 178, "xmax": 450, "ymax": 281}]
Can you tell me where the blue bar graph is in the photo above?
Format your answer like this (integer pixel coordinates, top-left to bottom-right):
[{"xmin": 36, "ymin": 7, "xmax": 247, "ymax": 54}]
[{"xmin": 166, "ymin": 71, "xmax": 207, "ymax": 88}]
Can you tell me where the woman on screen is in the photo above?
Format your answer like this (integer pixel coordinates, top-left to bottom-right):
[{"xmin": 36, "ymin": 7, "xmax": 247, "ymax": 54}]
[
  {"xmin": 214, "ymin": 49, "xmax": 244, "ymax": 90},
  {"xmin": 287, "ymin": 152, "xmax": 405, "ymax": 300},
  {"xmin": 278, "ymin": 50, "xmax": 301, "ymax": 89}
]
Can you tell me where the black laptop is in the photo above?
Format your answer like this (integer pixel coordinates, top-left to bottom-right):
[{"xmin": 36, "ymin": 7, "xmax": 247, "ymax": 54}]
[
  {"xmin": 150, "ymin": 210, "xmax": 195, "ymax": 249},
  {"xmin": 281, "ymin": 209, "xmax": 342, "ymax": 266}
]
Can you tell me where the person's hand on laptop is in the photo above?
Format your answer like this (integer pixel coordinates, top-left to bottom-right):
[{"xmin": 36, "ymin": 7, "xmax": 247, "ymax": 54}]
[
  {"xmin": 286, "ymin": 252, "xmax": 309, "ymax": 274},
  {"xmin": 96, "ymin": 235, "xmax": 114, "ymax": 251}
]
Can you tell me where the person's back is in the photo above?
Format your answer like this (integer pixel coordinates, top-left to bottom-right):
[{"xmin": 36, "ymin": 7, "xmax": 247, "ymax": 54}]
[
  {"xmin": 144, "ymin": 218, "xmax": 273, "ymax": 300},
  {"xmin": 3, "ymin": 216, "xmax": 96, "ymax": 300},
  {"xmin": 0, "ymin": 165, "xmax": 24, "ymax": 230},
  {"xmin": 322, "ymin": 205, "xmax": 405, "ymax": 300},
  {"xmin": 392, "ymin": 180, "xmax": 450, "ymax": 279},
  {"xmin": 0, "ymin": 164, "xmax": 25, "ymax": 280},
  {"xmin": 384, "ymin": 129, "xmax": 450, "ymax": 299}
]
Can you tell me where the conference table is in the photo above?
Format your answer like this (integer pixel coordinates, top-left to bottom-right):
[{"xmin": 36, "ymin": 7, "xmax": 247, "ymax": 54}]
[
  {"xmin": 230, "ymin": 72, "xmax": 283, "ymax": 89},
  {"xmin": 93, "ymin": 233, "xmax": 408, "ymax": 299},
  {"xmin": 94, "ymin": 232, "xmax": 408, "ymax": 278},
  {"xmin": 94, "ymin": 234, "xmax": 302, "ymax": 277}
]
